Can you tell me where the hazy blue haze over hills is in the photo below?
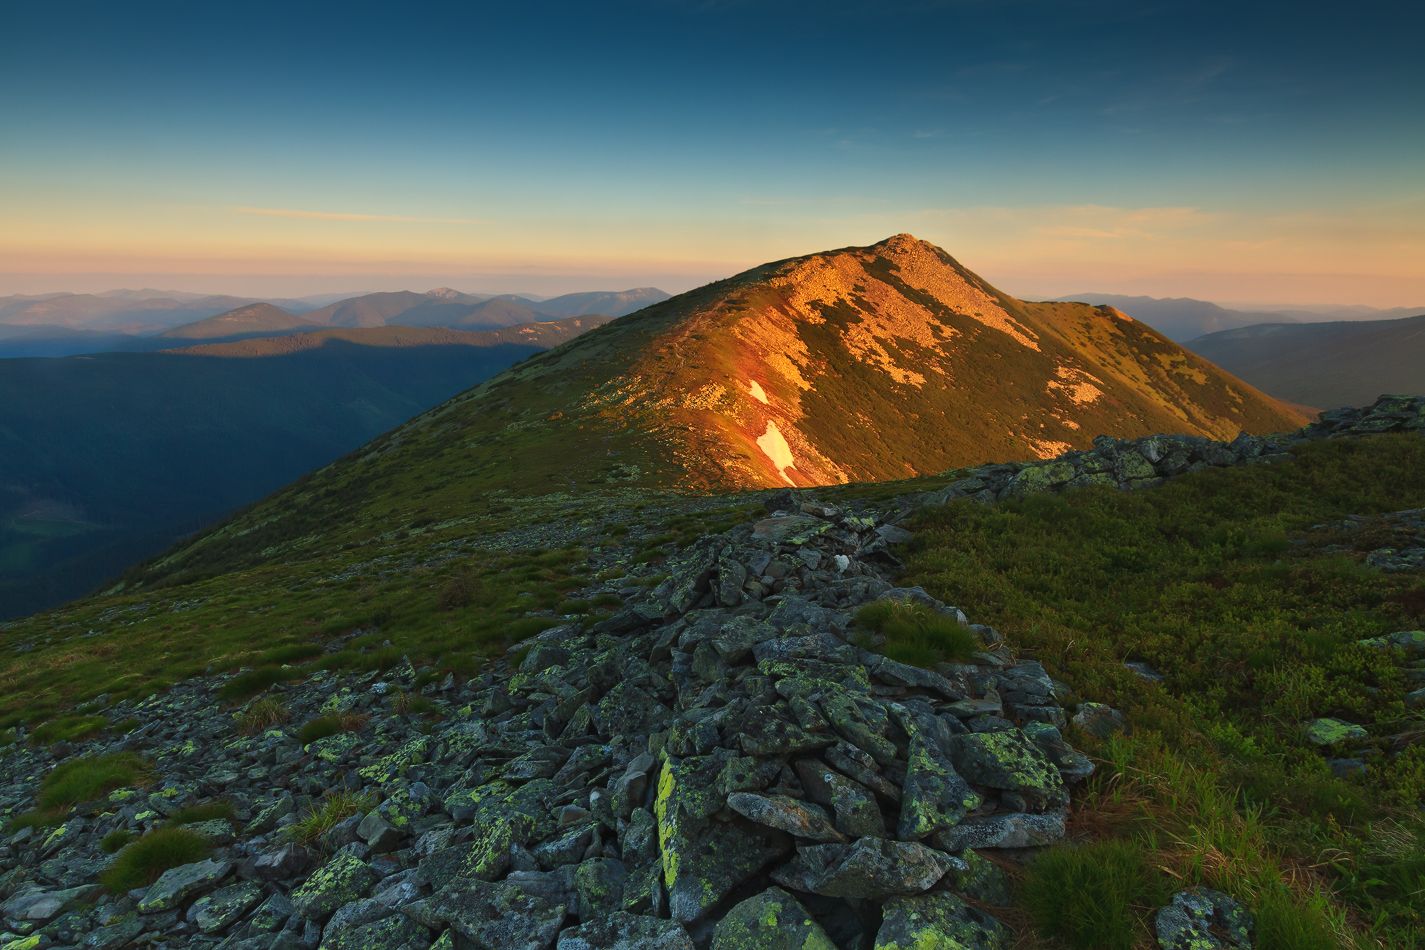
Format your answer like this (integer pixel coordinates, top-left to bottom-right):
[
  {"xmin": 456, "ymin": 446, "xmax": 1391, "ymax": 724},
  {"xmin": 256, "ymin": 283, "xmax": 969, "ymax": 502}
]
[
  {"xmin": 1187, "ymin": 314, "xmax": 1425, "ymax": 409},
  {"xmin": 0, "ymin": 316, "xmax": 606, "ymax": 619}
]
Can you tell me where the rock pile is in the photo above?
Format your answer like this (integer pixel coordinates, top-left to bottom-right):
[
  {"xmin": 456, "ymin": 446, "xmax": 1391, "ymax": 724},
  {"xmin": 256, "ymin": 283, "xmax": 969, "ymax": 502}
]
[{"xmin": 0, "ymin": 394, "xmax": 1421, "ymax": 949}]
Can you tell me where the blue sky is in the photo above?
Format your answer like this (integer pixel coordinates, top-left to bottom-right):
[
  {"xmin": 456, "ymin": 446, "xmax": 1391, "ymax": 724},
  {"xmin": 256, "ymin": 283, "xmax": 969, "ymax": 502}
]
[{"xmin": 3, "ymin": 0, "xmax": 1422, "ymax": 304}]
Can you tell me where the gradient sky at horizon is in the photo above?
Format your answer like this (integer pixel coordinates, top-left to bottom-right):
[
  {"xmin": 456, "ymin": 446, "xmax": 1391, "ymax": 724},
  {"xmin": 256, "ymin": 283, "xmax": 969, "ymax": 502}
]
[{"xmin": 3, "ymin": 0, "xmax": 1422, "ymax": 305}]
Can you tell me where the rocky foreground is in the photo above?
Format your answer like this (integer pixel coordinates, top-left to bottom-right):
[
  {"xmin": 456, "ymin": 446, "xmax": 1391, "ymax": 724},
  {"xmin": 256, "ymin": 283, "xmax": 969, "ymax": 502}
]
[{"xmin": 2, "ymin": 395, "xmax": 1423, "ymax": 950}]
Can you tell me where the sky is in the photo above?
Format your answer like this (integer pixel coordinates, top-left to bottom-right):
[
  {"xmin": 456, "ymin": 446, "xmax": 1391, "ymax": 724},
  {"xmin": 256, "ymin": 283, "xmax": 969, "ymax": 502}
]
[{"xmin": 2, "ymin": 0, "xmax": 1422, "ymax": 306}]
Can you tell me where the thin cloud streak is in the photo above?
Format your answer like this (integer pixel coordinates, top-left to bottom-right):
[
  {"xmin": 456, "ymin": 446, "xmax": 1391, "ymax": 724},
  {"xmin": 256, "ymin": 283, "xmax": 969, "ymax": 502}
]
[{"xmin": 233, "ymin": 206, "xmax": 485, "ymax": 225}]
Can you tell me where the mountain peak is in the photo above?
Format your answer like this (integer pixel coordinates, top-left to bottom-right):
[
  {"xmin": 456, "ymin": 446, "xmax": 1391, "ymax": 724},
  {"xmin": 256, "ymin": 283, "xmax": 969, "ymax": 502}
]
[{"xmin": 424, "ymin": 287, "xmax": 465, "ymax": 299}]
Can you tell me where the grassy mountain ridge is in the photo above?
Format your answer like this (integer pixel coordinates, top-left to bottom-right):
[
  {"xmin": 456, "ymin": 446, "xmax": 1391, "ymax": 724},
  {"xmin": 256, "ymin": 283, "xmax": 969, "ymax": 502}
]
[{"xmin": 125, "ymin": 234, "xmax": 1305, "ymax": 589}]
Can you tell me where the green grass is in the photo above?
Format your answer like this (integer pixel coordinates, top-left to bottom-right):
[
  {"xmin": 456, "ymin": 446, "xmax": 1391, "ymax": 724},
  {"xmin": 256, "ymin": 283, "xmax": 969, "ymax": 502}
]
[
  {"xmin": 852, "ymin": 598, "xmax": 980, "ymax": 666},
  {"xmin": 217, "ymin": 665, "xmax": 304, "ymax": 702},
  {"xmin": 296, "ymin": 712, "xmax": 366, "ymax": 746},
  {"xmin": 287, "ymin": 791, "xmax": 375, "ymax": 845},
  {"xmin": 1021, "ymin": 839, "xmax": 1174, "ymax": 950},
  {"xmin": 168, "ymin": 800, "xmax": 235, "ymax": 825},
  {"xmin": 903, "ymin": 434, "xmax": 1425, "ymax": 945},
  {"xmin": 99, "ymin": 827, "xmax": 212, "ymax": 893},
  {"xmin": 38, "ymin": 753, "xmax": 152, "ymax": 810},
  {"xmin": 31, "ymin": 714, "xmax": 107, "ymax": 745}
]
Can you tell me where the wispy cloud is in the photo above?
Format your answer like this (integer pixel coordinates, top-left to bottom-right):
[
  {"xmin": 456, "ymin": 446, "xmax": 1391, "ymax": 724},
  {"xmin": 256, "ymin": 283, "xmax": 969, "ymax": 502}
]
[{"xmin": 233, "ymin": 206, "xmax": 483, "ymax": 225}]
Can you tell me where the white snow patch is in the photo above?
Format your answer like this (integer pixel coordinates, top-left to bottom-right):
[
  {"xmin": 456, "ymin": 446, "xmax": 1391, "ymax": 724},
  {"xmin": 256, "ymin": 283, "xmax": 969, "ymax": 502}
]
[
  {"xmin": 756, "ymin": 420, "xmax": 797, "ymax": 486},
  {"xmin": 748, "ymin": 379, "xmax": 769, "ymax": 404}
]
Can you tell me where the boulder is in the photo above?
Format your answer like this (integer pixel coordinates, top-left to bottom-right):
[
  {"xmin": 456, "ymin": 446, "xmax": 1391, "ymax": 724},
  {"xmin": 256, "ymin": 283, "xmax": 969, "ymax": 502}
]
[
  {"xmin": 772, "ymin": 837, "xmax": 955, "ymax": 898},
  {"xmin": 874, "ymin": 892, "xmax": 1008, "ymax": 949},
  {"xmin": 711, "ymin": 887, "xmax": 836, "ymax": 949}
]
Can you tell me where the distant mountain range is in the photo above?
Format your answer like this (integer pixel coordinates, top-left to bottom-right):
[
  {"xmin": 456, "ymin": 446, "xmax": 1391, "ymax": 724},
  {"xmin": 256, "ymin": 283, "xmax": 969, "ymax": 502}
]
[
  {"xmin": 1056, "ymin": 293, "xmax": 1425, "ymax": 342},
  {"xmin": 0, "ymin": 315, "xmax": 607, "ymax": 619},
  {"xmin": 0, "ymin": 287, "xmax": 669, "ymax": 356},
  {"xmin": 1187, "ymin": 314, "xmax": 1425, "ymax": 409}
]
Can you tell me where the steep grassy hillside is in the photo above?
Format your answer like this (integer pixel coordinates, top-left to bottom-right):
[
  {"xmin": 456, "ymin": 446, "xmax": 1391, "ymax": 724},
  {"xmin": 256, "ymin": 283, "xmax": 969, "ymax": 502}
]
[{"xmin": 1188, "ymin": 314, "xmax": 1425, "ymax": 408}]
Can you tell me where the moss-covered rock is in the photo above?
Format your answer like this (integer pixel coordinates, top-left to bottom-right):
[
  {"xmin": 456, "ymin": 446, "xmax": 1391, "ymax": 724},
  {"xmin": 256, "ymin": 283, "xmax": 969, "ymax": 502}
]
[
  {"xmin": 711, "ymin": 886, "xmax": 836, "ymax": 950},
  {"xmin": 290, "ymin": 850, "xmax": 377, "ymax": 921},
  {"xmin": 874, "ymin": 892, "xmax": 1008, "ymax": 949}
]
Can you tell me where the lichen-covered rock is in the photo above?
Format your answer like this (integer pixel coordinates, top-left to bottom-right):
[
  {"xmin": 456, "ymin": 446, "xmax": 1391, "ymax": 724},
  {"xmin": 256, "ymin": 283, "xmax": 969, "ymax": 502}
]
[
  {"xmin": 1, "ymin": 885, "xmax": 92, "ymax": 923},
  {"xmin": 948, "ymin": 730, "xmax": 1067, "ymax": 810},
  {"xmin": 136, "ymin": 858, "xmax": 232, "ymax": 913},
  {"xmin": 898, "ymin": 733, "xmax": 980, "ymax": 839},
  {"xmin": 290, "ymin": 850, "xmax": 378, "ymax": 921},
  {"xmin": 186, "ymin": 880, "xmax": 263, "ymax": 933},
  {"xmin": 727, "ymin": 793, "xmax": 845, "ymax": 842},
  {"xmin": 321, "ymin": 912, "xmax": 431, "ymax": 949},
  {"xmin": 1303, "ymin": 717, "xmax": 1368, "ymax": 747},
  {"xmin": 1070, "ymin": 702, "xmax": 1128, "ymax": 740},
  {"xmin": 655, "ymin": 755, "xmax": 787, "ymax": 922},
  {"xmin": 772, "ymin": 838, "xmax": 955, "ymax": 898},
  {"xmin": 874, "ymin": 892, "xmax": 1008, "ymax": 949},
  {"xmin": 711, "ymin": 887, "xmax": 836, "ymax": 950},
  {"xmin": 1155, "ymin": 887, "xmax": 1254, "ymax": 949},
  {"xmin": 931, "ymin": 811, "xmax": 1067, "ymax": 851},
  {"xmin": 793, "ymin": 760, "xmax": 886, "ymax": 838},
  {"xmin": 408, "ymin": 878, "xmax": 566, "ymax": 950},
  {"xmin": 556, "ymin": 911, "xmax": 694, "ymax": 950}
]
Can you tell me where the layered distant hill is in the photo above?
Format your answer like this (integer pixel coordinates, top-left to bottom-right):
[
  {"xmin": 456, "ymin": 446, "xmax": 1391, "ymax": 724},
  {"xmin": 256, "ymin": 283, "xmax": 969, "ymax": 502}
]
[
  {"xmin": 1187, "ymin": 313, "xmax": 1425, "ymax": 409},
  {"xmin": 1057, "ymin": 293, "xmax": 1425, "ymax": 342},
  {"xmin": 0, "ymin": 287, "xmax": 669, "ymax": 356},
  {"xmin": 302, "ymin": 287, "xmax": 669, "ymax": 329},
  {"xmin": 0, "ymin": 316, "xmax": 607, "ymax": 619},
  {"xmin": 159, "ymin": 303, "xmax": 317, "ymax": 340},
  {"xmin": 137, "ymin": 234, "xmax": 1306, "ymax": 587}
]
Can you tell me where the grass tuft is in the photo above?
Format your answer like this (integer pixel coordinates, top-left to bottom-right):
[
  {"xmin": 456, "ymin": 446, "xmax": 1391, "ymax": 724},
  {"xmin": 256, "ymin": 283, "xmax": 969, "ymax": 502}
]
[
  {"xmin": 99, "ymin": 827, "xmax": 212, "ymax": 893},
  {"xmin": 296, "ymin": 711, "xmax": 367, "ymax": 746},
  {"xmin": 168, "ymin": 800, "xmax": 236, "ymax": 825},
  {"xmin": 286, "ymin": 791, "xmax": 375, "ymax": 845},
  {"xmin": 853, "ymin": 598, "xmax": 980, "ymax": 666},
  {"xmin": 1021, "ymin": 839, "xmax": 1173, "ymax": 950},
  {"xmin": 39, "ymin": 752, "xmax": 152, "ymax": 810},
  {"xmin": 235, "ymin": 696, "xmax": 290, "ymax": 734}
]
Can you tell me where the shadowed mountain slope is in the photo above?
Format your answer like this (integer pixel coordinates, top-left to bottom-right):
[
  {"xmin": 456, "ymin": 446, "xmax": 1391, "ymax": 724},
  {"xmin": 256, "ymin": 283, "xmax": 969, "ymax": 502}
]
[
  {"xmin": 1187, "ymin": 313, "xmax": 1425, "ymax": 409},
  {"xmin": 0, "ymin": 318, "xmax": 610, "ymax": 619},
  {"xmin": 136, "ymin": 234, "xmax": 1305, "ymax": 586}
]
